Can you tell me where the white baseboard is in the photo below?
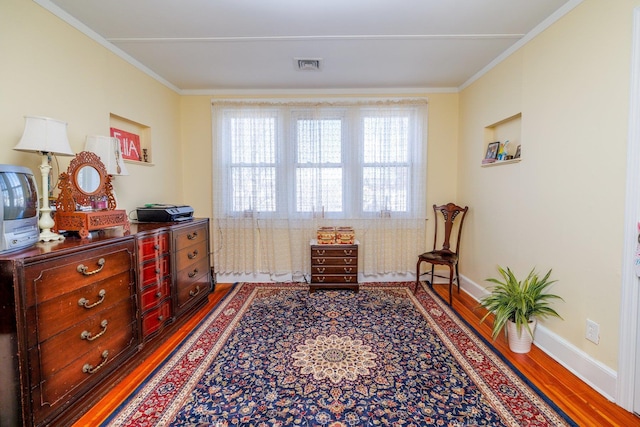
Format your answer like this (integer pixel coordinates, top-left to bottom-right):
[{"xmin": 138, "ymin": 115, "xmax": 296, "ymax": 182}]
[{"xmin": 458, "ymin": 274, "xmax": 618, "ymax": 403}]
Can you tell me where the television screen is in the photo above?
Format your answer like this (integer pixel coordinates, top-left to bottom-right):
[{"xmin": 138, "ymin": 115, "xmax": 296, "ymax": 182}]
[{"xmin": 0, "ymin": 170, "xmax": 38, "ymax": 220}]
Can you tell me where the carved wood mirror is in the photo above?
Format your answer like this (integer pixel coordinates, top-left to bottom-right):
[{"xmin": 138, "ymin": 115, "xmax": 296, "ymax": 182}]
[{"xmin": 56, "ymin": 151, "xmax": 116, "ymax": 212}]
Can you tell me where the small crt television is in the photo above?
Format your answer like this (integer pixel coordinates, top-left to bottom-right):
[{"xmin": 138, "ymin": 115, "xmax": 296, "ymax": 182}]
[{"xmin": 0, "ymin": 164, "xmax": 40, "ymax": 253}]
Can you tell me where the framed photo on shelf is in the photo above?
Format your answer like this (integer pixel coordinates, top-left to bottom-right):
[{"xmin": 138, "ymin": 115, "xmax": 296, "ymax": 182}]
[
  {"xmin": 514, "ymin": 144, "xmax": 521, "ymax": 159},
  {"xmin": 485, "ymin": 141, "xmax": 500, "ymax": 160}
]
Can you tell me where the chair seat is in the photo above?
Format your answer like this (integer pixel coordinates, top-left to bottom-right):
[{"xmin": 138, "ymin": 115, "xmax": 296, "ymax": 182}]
[{"xmin": 418, "ymin": 250, "xmax": 458, "ymax": 264}]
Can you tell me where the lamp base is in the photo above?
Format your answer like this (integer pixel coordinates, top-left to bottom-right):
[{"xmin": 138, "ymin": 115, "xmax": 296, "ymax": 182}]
[
  {"xmin": 38, "ymin": 206, "xmax": 65, "ymax": 242},
  {"xmin": 39, "ymin": 229, "xmax": 65, "ymax": 242}
]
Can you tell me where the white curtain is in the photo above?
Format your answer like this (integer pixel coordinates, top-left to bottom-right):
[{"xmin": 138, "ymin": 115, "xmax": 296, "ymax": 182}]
[{"xmin": 211, "ymin": 98, "xmax": 427, "ymax": 282}]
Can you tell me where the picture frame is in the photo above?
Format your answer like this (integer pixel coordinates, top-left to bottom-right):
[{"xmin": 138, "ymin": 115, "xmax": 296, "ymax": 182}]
[
  {"xmin": 110, "ymin": 127, "xmax": 143, "ymax": 162},
  {"xmin": 514, "ymin": 144, "xmax": 521, "ymax": 159},
  {"xmin": 485, "ymin": 141, "xmax": 500, "ymax": 160}
]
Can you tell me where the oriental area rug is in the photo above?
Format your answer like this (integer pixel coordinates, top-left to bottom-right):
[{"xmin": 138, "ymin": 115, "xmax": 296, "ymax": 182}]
[{"xmin": 103, "ymin": 282, "xmax": 576, "ymax": 427}]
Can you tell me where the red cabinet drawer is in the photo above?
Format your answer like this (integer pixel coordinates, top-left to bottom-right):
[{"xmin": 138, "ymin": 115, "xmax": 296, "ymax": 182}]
[{"xmin": 140, "ymin": 278, "xmax": 172, "ymax": 312}]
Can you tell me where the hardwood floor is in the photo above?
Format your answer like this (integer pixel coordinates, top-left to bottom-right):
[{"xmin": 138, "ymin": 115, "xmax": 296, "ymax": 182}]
[{"xmin": 74, "ymin": 282, "xmax": 639, "ymax": 426}]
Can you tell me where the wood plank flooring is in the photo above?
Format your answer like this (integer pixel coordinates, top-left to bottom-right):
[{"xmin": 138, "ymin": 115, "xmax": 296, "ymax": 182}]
[{"xmin": 74, "ymin": 282, "xmax": 639, "ymax": 427}]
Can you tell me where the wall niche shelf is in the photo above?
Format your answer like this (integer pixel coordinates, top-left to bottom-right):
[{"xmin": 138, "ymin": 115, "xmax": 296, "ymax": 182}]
[
  {"xmin": 481, "ymin": 113, "xmax": 521, "ymax": 167},
  {"xmin": 481, "ymin": 158, "xmax": 522, "ymax": 168},
  {"xmin": 109, "ymin": 113, "xmax": 153, "ymax": 165}
]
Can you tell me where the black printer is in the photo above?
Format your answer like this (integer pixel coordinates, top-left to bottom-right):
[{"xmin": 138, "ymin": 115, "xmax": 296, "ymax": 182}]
[{"xmin": 136, "ymin": 204, "xmax": 194, "ymax": 222}]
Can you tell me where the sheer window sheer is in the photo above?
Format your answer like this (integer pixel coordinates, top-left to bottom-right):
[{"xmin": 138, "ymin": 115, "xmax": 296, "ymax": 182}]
[{"xmin": 212, "ymin": 99, "xmax": 427, "ymax": 281}]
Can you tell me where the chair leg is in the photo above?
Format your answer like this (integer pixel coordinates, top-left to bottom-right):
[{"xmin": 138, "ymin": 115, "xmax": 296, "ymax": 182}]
[
  {"xmin": 415, "ymin": 259, "xmax": 422, "ymax": 294},
  {"xmin": 448, "ymin": 266, "xmax": 454, "ymax": 305},
  {"xmin": 455, "ymin": 263, "xmax": 460, "ymax": 293},
  {"xmin": 429, "ymin": 265, "xmax": 435, "ymax": 288}
]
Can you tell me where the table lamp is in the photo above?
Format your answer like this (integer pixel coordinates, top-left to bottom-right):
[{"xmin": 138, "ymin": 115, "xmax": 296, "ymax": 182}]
[
  {"xmin": 84, "ymin": 135, "xmax": 129, "ymax": 176},
  {"xmin": 14, "ymin": 116, "xmax": 75, "ymax": 242}
]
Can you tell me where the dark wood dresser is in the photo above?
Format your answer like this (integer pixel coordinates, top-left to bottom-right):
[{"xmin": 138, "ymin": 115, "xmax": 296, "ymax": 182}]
[
  {"xmin": 0, "ymin": 218, "xmax": 212, "ymax": 427},
  {"xmin": 309, "ymin": 239, "xmax": 359, "ymax": 292}
]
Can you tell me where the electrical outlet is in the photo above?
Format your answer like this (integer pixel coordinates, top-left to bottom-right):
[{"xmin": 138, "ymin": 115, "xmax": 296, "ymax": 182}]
[{"xmin": 586, "ymin": 319, "xmax": 600, "ymax": 344}]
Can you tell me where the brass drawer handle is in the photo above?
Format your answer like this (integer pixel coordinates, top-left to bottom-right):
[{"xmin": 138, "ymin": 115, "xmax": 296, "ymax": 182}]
[
  {"xmin": 153, "ymin": 244, "xmax": 160, "ymax": 251},
  {"xmin": 317, "ymin": 276, "xmax": 326, "ymax": 282},
  {"xmin": 317, "ymin": 249, "xmax": 325, "ymax": 255},
  {"xmin": 80, "ymin": 319, "xmax": 108, "ymax": 341},
  {"xmin": 344, "ymin": 276, "xmax": 354, "ymax": 282},
  {"xmin": 188, "ymin": 249, "xmax": 199, "ymax": 259},
  {"xmin": 156, "ymin": 291, "xmax": 162, "ymax": 298},
  {"xmin": 344, "ymin": 267, "xmax": 353, "ymax": 273},
  {"xmin": 158, "ymin": 315, "xmax": 164, "ymax": 321},
  {"xmin": 317, "ymin": 267, "xmax": 325, "ymax": 274},
  {"xmin": 78, "ymin": 289, "xmax": 106, "ymax": 309},
  {"xmin": 187, "ymin": 231, "xmax": 198, "ymax": 240},
  {"xmin": 343, "ymin": 249, "xmax": 353, "ymax": 255},
  {"xmin": 344, "ymin": 259, "xmax": 353, "ymax": 264},
  {"xmin": 188, "ymin": 268, "xmax": 199, "ymax": 278},
  {"xmin": 77, "ymin": 258, "xmax": 106, "ymax": 276},
  {"xmin": 189, "ymin": 285, "xmax": 201, "ymax": 297},
  {"xmin": 82, "ymin": 350, "xmax": 109, "ymax": 374},
  {"xmin": 317, "ymin": 259, "xmax": 326, "ymax": 265}
]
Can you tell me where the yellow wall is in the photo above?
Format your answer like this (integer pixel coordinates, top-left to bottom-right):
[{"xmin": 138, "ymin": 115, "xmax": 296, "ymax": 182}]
[
  {"xmin": 0, "ymin": 0, "xmax": 183, "ymax": 215},
  {"xmin": 459, "ymin": 0, "xmax": 637, "ymax": 369}
]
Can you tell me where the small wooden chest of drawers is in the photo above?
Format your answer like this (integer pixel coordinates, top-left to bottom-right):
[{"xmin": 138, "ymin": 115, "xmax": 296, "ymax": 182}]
[{"xmin": 310, "ymin": 240, "xmax": 359, "ymax": 292}]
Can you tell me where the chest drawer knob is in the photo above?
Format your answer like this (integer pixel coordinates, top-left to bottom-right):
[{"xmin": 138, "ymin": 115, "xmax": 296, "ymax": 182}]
[
  {"xmin": 82, "ymin": 350, "xmax": 109, "ymax": 374},
  {"xmin": 188, "ymin": 249, "xmax": 199, "ymax": 259},
  {"xmin": 80, "ymin": 319, "xmax": 108, "ymax": 341},
  {"xmin": 187, "ymin": 231, "xmax": 198, "ymax": 240},
  {"xmin": 343, "ymin": 249, "xmax": 353, "ymax": 255},
  {"xmin": 77, "ymin": 258, "xmax": 106, "ymax": 276},
  {"xmin": 78, "ymin": 289, "xmax": 106, "ymax": 309},
  {"xmin": 189, "ymin": 285, "xmax": 201, "ymax": 297},
  {"xmin": 188, "ymin": 268, "xmax": 199, "ymax": 278}
]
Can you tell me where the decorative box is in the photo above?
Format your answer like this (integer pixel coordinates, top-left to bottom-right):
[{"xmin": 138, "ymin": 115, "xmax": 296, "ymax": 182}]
[
  {"xmin": 316, "ymin": 227, "xmax": 336, "ymax": 244},
  {"xmin": 335, "ymin": 227, "xmax": 355, "ymax": 244}
]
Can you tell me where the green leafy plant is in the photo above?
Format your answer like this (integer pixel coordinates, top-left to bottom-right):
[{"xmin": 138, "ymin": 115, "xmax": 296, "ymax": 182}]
[{"xmin": 479, "ymin": 266, "xmax": 563, "ymax": 339}]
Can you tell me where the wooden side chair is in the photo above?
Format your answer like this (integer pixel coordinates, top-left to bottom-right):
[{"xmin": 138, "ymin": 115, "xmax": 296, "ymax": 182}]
[{"xmin": 415, "ymin": 203, "xmax": 468, "ymax": 305}]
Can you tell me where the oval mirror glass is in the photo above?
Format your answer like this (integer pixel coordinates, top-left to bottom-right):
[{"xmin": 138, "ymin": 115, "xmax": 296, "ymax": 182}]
[{"xmin": 76, "ymin": 165, "xmax": 101, "ymax": 194}]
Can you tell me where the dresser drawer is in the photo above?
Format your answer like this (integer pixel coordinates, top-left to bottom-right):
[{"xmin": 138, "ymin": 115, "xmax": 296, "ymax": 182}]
[
  {"xmin": 175, "ymin": 258, "xmax": 210, "ymax": 310},
  {"xmin": 311, "ymin": 246, "xmax": 357, "ymax": 258},
  {"xmin": 28, "ymin": 270, "xmax": 133, "ymax": 347},
  {"xmin": 139, "ymin": 255, "xmax": 171, "ymax": 287},
  {"xmin": 35, "ymin": 296, "xmax": 137, "ymax": 380},
  {"xmin": 176, "ymin": 257, "xmax": 209, "ymax": 286},
  {"xmin": 141, "ymin": 299, "xmax": 172, "ymax": 337},
  {"xmin": 311, "ymin": 256, "xmax": 357, "ymax": 266},
  {"xmin": 140, "ymin": 277, "xmax": 171, "ymax": 312},
  {"xmin": 30, "ymin": 320, "xmax": 136, "ymax": 416},
  {"xmin": 310, "ymin": 274, "xmax": 358, "ymax": 284},
  {"xmin": 174, "ymin": 223, "xmax": 208, "ymax": 252},
  {"xmin": 24, "ymin": 242, "xmax": 134, "ymax": 307},
  {"xmin": 175, "ymin": 239, "xmax": 207, "ymax": 271},
  {"xmin": 311, "ymin": 265, "xmax": 357, "ymax": 275},
  {"xmin": 137, "ymin": 232, "xmax": 170, "ymax": 262}
]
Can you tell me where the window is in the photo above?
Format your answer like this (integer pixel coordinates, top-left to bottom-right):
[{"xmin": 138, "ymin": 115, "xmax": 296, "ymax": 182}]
[{"xmin": 215, "ymin": 100, "xmax": 426, "ymax": 220}]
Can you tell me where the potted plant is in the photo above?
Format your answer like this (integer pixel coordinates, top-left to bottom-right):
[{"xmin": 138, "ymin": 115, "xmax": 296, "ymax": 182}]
[{"xmin": 479, "ymin": 266, "xmax": 563, "ymax": 353}]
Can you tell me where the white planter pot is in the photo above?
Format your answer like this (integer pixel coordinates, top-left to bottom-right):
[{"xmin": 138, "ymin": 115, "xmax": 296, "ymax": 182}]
[{"xmin": 506, "ymin": 319, "xmax": 537, "ymax": 353}]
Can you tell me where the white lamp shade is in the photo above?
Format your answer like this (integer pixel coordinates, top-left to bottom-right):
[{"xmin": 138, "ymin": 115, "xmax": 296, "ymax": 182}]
[
  {"xmin": 84, "ymin": 135, "xmax": 129, "ymax": 176},
  {"xmin": 14, "ymin": 116, "xmax": 74, "ymax": 156}
]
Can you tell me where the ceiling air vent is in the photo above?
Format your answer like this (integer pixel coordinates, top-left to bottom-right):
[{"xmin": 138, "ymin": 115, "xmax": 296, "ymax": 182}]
[{"xmin": 296, "ymin": 58, "xmax": 322, "ymax": 71}]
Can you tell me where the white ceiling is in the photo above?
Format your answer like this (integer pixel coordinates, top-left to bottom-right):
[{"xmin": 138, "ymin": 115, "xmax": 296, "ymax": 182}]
[{"xmin": 41, "ymin": 0, "xmax": 578, "ymax": 93}]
